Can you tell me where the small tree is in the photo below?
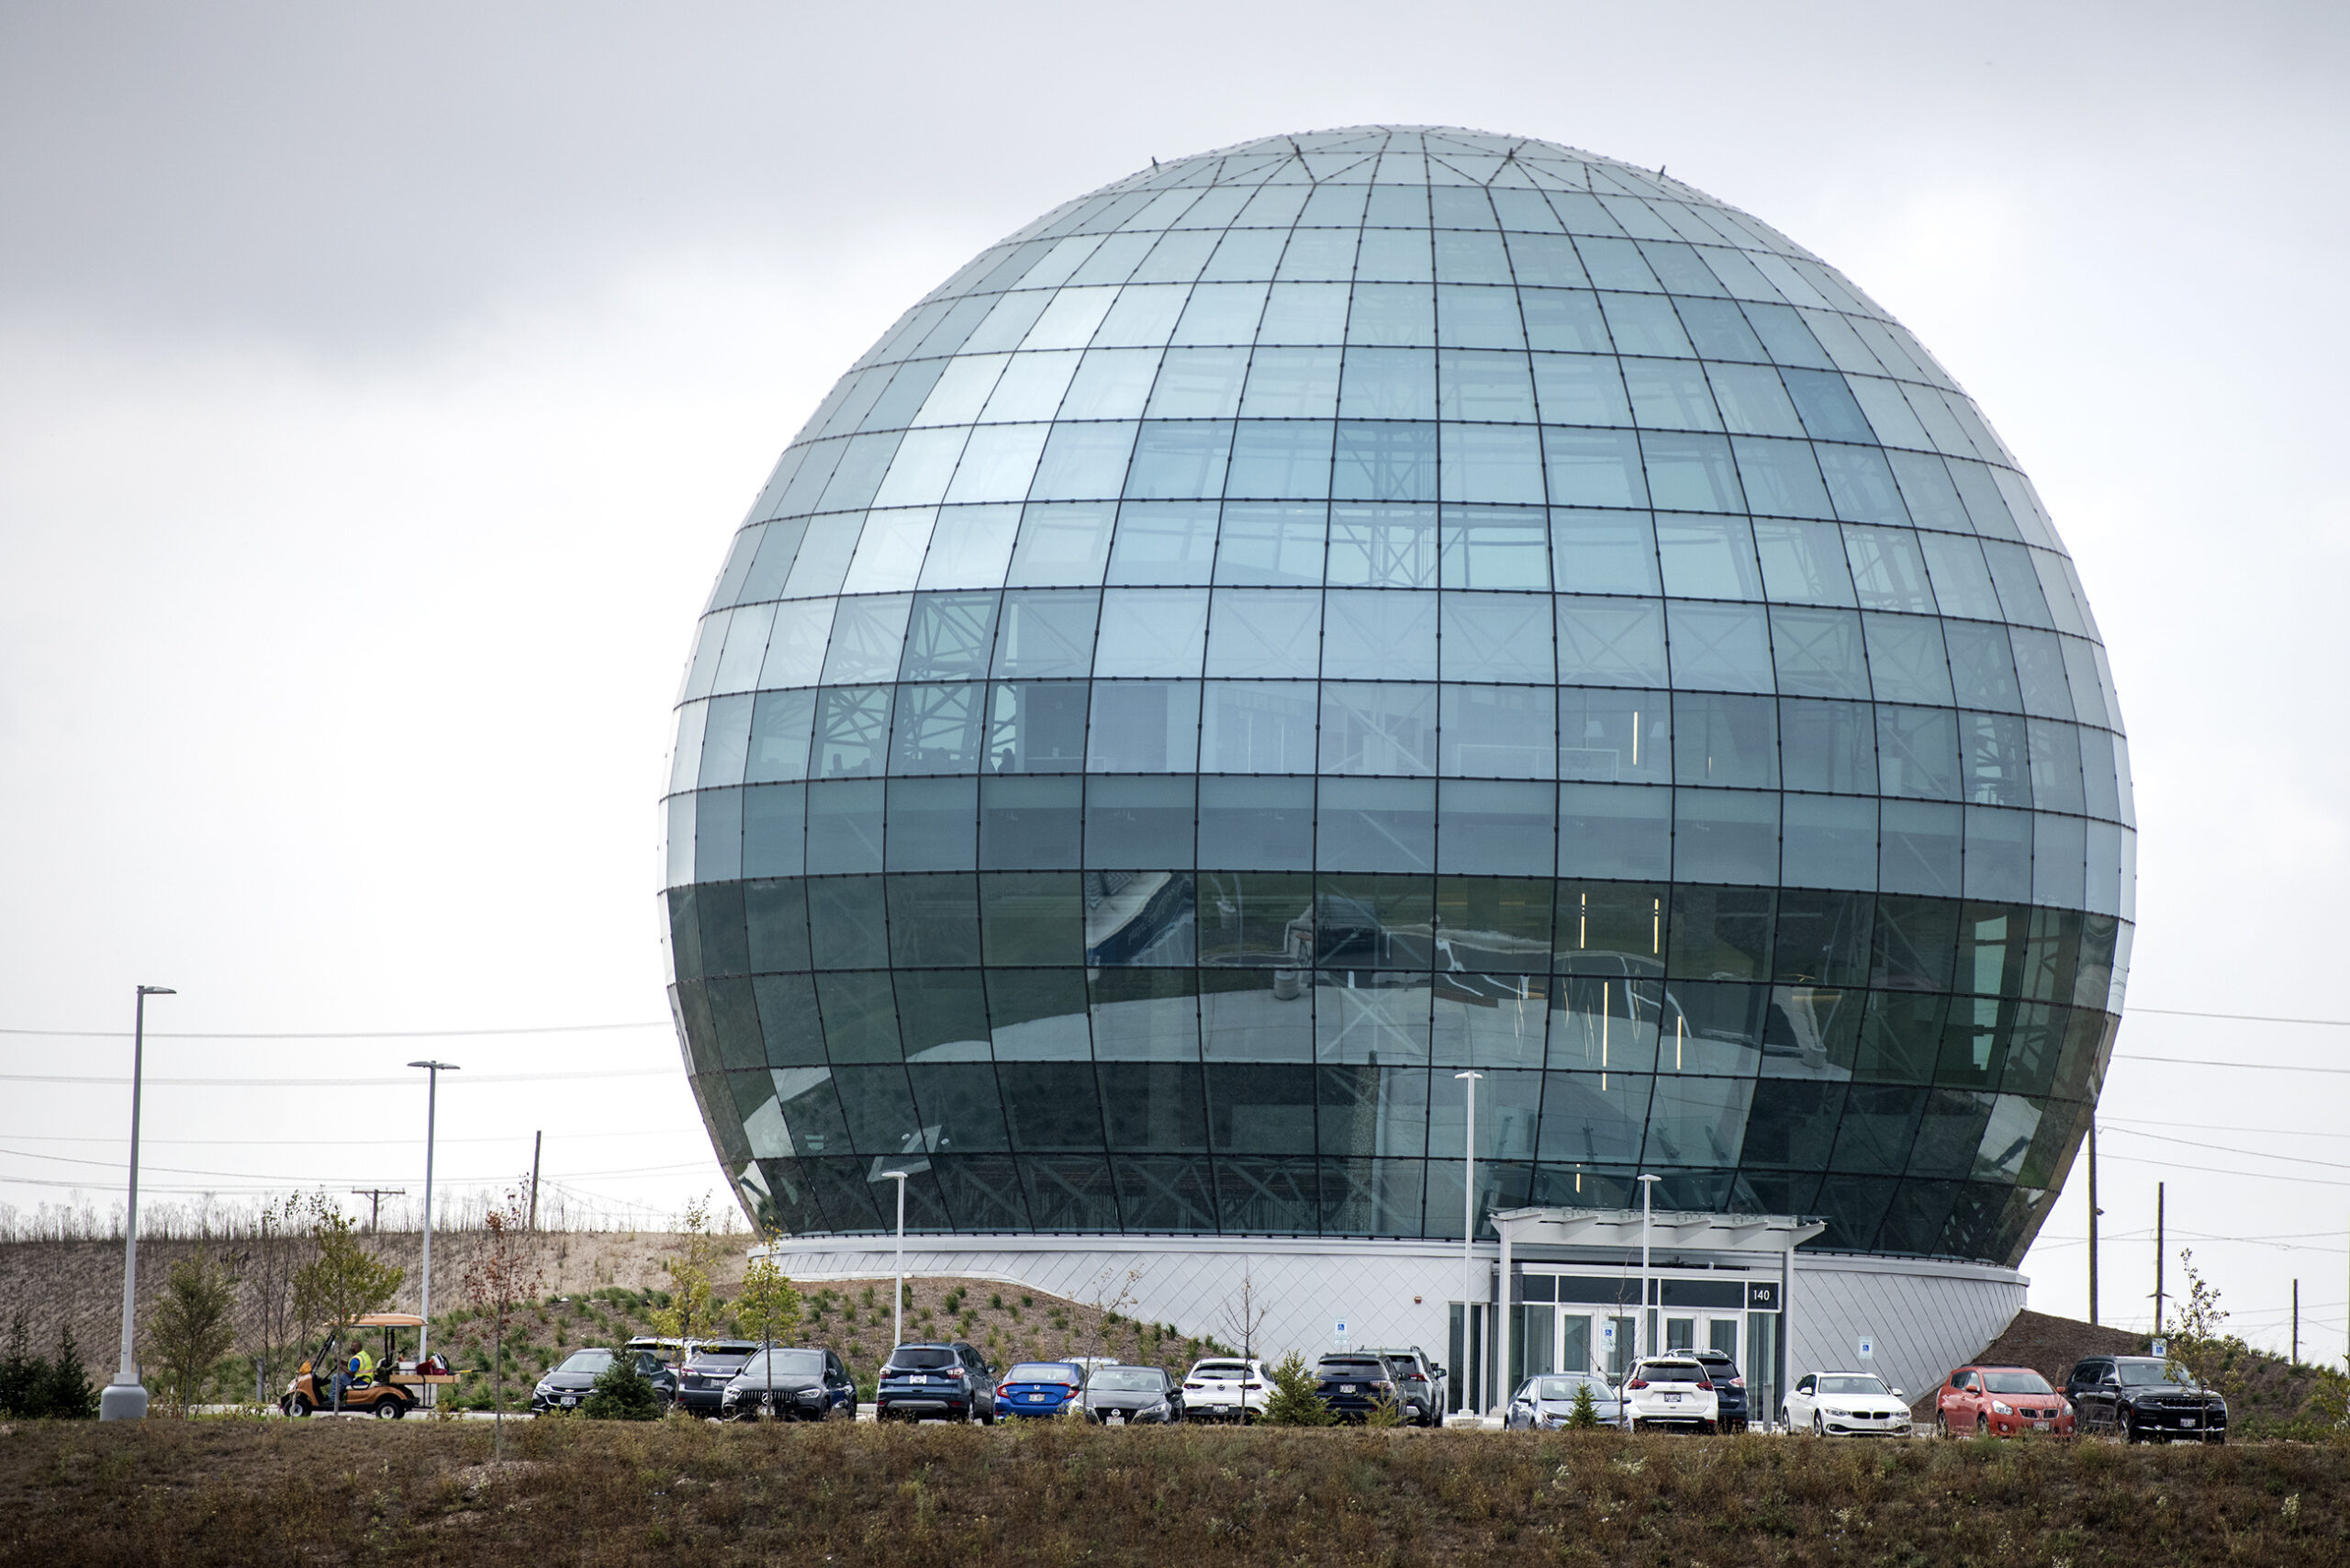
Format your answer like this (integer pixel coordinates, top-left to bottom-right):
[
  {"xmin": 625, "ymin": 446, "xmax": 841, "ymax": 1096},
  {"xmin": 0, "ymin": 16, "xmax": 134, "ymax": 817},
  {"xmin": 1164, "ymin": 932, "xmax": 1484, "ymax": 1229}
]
[
  {"xmin": 241, "ymin": 1191, "xmax": 329, "ymax": 1406},
  {"xmin": 291, "ymin": 1206, "xmax": 404, "ymax": 1410},
  {"xmin": 39, "ymin": 1325, "xmax": 98, "ymax": 1419},
  {"xmin": 1261, "ymin": 1350, "xmax": 1334, "ymax": 1426},
  {"xmin": 1081, "ymin": 1265, "xmax": 1144, "ymax": 1363},
  {"xmin": 582, "ymin": 1350, "xmax": 662, "ymax": 1420},
  {"xmin": 2165, "ymin": 1249, "xmax": 2234, "ymax": 1401},
  {"xmin": 1217, "ymin": 1265, "xmax": 1270, "ymax": 1366},
  {"xmin": 649, "ymin": 1193, "xmax": 723, "ymax": 1354},
  {"xmin": 458, "ymin": 1189, "xmax": 543, "ymax": 1459},
  {"xmin": 145, "ymin": 1248, "xmax": 240, "ymax": 1416},
  {"xmin": 735, "ymin": 1238, "xmax": 804, "ymax": 1416},
  {"xmin": 0, "ymin": 1311, "xmax": 38, "ymax": 1417},
  {"xmin": 1567, "ymin": 1380, "xmax": 1601, "ymax": 1429}
]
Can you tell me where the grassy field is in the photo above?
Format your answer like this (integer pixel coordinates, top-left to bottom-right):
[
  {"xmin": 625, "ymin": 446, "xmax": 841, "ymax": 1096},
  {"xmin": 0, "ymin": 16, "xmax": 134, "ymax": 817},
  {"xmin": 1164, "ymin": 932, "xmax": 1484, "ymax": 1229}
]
[{"xmin": 3, "ymin": 1417, "xmax": 2345, "ymax": 1567}]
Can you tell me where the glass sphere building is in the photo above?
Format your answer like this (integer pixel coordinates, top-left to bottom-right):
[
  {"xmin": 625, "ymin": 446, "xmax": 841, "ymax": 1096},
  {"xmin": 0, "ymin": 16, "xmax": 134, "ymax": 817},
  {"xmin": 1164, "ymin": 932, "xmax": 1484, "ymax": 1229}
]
[{"xmin": 663, "ymin": 127, "xmax": 2132, "ymax": 1282}]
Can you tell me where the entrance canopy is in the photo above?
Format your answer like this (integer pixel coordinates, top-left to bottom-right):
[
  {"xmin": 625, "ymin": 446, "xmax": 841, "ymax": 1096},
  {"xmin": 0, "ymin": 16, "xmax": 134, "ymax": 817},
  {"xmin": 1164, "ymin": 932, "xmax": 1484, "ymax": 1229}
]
[{"xmin": 1490, "ymin": 1206, "xmax": 1825, "ymax": 1254}]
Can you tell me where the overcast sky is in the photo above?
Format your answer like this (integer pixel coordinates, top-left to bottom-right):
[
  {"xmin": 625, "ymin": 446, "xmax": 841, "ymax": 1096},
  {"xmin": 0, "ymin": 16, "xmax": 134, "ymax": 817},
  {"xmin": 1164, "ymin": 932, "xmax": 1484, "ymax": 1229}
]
[{"xmin": 3, "ymin": 1, "xmax": 2345, "ymax": 1356}]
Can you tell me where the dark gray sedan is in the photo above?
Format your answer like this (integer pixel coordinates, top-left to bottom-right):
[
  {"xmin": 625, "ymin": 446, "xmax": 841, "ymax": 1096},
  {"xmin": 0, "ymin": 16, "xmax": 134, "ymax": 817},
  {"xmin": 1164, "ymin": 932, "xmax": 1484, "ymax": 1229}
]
[
  {"xmin": 1504, "ymin": 1372, "xmax": 1622, "ymax": 1430},
  {"xmin": 719, "ymin": 1346, "xmax": 856, "ymax": 1422},
  {"xmin": 1080, "ymin": 1365, "xmax": 1183, "ymax": 1425}
]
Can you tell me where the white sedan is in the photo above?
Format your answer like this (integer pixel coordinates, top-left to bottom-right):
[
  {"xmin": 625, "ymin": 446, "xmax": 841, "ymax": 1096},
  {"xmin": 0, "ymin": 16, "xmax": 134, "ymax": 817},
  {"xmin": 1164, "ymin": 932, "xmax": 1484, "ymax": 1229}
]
[
  {"xmin": 1180, "ymin": 1357, "xmax": 1267, "ymax": 1422},
  {"xmin": 1785, "ymin": 1372, "xmax": 1914, "ymax": 1438}
]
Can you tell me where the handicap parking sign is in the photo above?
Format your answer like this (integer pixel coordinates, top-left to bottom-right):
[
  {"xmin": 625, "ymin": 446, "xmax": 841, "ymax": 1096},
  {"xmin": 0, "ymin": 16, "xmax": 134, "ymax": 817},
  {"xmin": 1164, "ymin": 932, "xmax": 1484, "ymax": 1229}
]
[{"xmin": 1857, "ymin": 1336, "xmax": 1874, "ymax": 1361}]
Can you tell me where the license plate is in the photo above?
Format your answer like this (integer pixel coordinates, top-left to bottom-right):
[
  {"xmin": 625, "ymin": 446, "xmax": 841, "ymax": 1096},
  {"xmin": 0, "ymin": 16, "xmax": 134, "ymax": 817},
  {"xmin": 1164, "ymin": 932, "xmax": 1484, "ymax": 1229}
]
[
  {"xmin": 2182, "ymin": 1418, "xmax": 2198, "ymax": 1428},
  {"xmin": 561, "ymin": 1395, "xmax": 576, "ymax": 1406},
  {"xmin": 1340, "ymin": 1384, "xmax": 1356, "ymax": 1394},
  {"xmin": 1026, "ymin": 1394, "xmax": 1046, "ymax": 1401},
  {"xmin": 1108, "ymin": 1412, "xmax": 1125, "ymax": 1425},
  {"xmin": 2032, "ymin": 1421, "xmax": 2051, "ymax": 1430},
  {"xmin": 1663, "ymin": 1393, "xmax": 1681, "ymax": 1402}
]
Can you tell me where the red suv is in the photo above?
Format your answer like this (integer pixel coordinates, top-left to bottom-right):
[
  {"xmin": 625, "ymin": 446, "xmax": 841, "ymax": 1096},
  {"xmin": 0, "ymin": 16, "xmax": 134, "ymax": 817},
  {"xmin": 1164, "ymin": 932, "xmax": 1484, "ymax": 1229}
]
[{"xmin": 1935, "ymin": 1364, "xmax": 2074, "ymax": 1438}]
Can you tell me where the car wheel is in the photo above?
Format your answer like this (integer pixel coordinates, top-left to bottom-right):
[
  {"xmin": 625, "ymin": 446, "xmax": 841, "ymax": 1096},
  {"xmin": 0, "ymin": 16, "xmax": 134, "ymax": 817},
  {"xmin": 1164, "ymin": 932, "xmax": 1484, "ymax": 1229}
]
[
  {"xmin": 1977, "ymin": 1415, "xmax": 1989, "ymax": 1438},
  {"xmin": 2121, "ymin": 1415, "xmax": 2140, "ymax": 1444},
  {"xmin": 1813, "ymin": 1413, "xmax": 1825, "ymax": 1438},
  {"xmin": 1934, "ymin": 1412, "xmax": 1951, "ymax": 1439},
  {"xmin": 287, "ymin": 1394, "xmax": 311, "ymax": 1417},
  {"xmin": 2205, "ymin": 1432, "xmax": 2226, "ymax": 1445}
]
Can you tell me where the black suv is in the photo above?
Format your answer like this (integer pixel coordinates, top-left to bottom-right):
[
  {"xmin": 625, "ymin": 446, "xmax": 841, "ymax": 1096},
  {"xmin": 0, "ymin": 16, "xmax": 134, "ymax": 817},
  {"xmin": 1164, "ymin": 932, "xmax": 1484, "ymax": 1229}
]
[
  {"xmin": 1362, "ymin": 1347, "xmax": 1444, "ymax": 1427},
  {"xmin": 1667, "ymin": 1347, "xmax": 1749, "ymax": 1432},
  {"xmin": 674, "ymin": 1339, "xmax": 763, "ymax": 1417},
  {"xmin": 876, "ymin": 1341, "xmax": 998, "ymax": 1423},
  {"xmin": 1314, "ymin": 1353, "xmax": 1401, "ymax": 1421},
  {"xmin": 2065, "ymin": 1355, "xmax": 2226, "ymax": 1443}
]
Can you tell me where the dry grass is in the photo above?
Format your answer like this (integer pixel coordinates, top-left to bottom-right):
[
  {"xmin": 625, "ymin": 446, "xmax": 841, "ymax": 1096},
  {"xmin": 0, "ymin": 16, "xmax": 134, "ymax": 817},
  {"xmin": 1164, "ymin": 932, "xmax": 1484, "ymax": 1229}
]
[{"xmin": 3, "ymin": 1417, "xmax": 2346, "ymax": 1567}]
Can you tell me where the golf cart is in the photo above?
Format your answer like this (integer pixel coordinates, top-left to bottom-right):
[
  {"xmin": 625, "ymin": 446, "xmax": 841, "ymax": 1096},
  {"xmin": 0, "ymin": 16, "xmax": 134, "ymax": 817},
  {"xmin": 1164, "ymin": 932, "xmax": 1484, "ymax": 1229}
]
[{"xmin": 281, "ymin": 1313, "xmax": 455, "ymax": 1418}]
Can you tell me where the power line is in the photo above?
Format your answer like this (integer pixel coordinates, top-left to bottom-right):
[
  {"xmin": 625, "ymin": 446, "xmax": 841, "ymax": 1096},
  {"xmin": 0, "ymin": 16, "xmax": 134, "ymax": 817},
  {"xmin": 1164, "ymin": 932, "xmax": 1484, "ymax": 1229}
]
[
  {"xmin": 0, "ymin": 1147, "xmax": 716, "ymax": 1182},
  {"xmin": 0, "ymin": 1067, "xmax": 677, "ymax": 1088},
  {"xmin": 2130, "ymin": 1007, "xmax": 2350, "ymax": 1028},
  {"xmin": 2098, "ymin": 1150, "xmax": 2350, "ymax": 1188},
  {"xmin": 0, "ymin": 1021, "xmax": 669, "ymax": 1040},
  {"xmin": 2113, "ymin": 1053, "xmax": 2350, "ymax": 1075},
  {"xmin": 2101, "ymin": 1125, "xmax": 2350, "ymax": 1173},
  {"xmin": 0, "ymin": 1128, "xmax": 686, "ymax": 1148}
]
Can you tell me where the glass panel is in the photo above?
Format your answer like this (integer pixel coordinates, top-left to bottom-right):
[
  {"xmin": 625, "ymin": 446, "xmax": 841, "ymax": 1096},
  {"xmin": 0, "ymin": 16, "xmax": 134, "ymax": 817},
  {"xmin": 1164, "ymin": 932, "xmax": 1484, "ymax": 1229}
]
[
  {"xmin": 1550, "ymin": 509, "xmax": 1659, "ymax": 596},
  {"xmin": 1214, "ymin": 501, "xmax": 1328, "ymax": 578},
  {"xmin": 1323, "ymin": 588, "xmax": 1439, "ymax": 679},
  {"xmin": 1197, "ymin": 777, "xmax": 1314, "ymax": 870},
  {"xmin": 1091, "ymin": 588, "xmax": 1208, "ymax": 677},
  {"xmin": 1106, "ymin": 500, "xmax": 1218, "ymax": 585},
  {"xmin": 1326, "ymin": 502, "xmax": 1439, "ymax": 587}
]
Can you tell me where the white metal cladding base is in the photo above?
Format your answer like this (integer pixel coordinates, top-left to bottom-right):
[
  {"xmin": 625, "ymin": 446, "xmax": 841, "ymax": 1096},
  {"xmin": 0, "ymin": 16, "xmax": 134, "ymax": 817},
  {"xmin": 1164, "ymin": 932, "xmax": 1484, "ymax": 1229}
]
[
  {"xmin": 758, "ymin": 1232, "xmax": 2026, "ymax": 1406},
  {"xmin": 1786, "ymin": 1252, "xmax": 2027, "ymax": 1412}
]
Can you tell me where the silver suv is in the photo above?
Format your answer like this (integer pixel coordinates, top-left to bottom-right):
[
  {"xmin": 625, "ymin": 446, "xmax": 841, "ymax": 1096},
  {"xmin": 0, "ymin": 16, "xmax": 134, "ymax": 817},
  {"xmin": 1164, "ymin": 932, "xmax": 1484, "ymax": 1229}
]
[{"xmin": 1359, "ymin": 1346, "xmax": 1446, "ymax": 1426}]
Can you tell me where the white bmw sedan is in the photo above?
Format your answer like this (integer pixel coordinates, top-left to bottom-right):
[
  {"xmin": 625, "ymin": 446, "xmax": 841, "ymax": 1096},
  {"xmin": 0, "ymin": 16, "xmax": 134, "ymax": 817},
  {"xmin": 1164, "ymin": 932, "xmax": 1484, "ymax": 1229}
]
[{"xmin": 1785, "ymin": 1372, "xmax": 1914, "ymax": 1438}]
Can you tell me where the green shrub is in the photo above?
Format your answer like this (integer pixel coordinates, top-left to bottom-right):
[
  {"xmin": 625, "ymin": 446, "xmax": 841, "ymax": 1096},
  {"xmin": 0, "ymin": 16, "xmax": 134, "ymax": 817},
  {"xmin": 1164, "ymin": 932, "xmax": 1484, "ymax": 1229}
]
[
  {"xmin": 1262, "ymin": 1351, "xmax": 1334, "ymax": 1427},
  {"xmin": 1568, "ymin": 1381, "xmax": 1602, "ymax": 1429},
  {"xmin": 580, "ymin": 1353, "xmax": 661, "ymax": 1421}
]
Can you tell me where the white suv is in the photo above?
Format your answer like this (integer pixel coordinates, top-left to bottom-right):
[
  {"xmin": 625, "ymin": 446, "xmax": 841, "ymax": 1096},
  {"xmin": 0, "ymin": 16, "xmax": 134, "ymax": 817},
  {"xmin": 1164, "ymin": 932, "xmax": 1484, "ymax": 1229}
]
[
  {"xmin": 1180, "ymin": 1357, "xmax": 1268, "ymax": 1422},
  {"xmin": 1617, "ymin": 1356, "xmax": 1720, "ymax": 1433}
]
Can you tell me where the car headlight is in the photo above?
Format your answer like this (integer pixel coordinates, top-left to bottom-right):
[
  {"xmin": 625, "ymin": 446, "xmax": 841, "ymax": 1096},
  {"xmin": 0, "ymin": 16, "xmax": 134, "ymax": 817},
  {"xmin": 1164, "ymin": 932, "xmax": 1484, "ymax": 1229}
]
[
  {"xmin": 1826, "ymin": 1408, "xmax": 1846, "ymax": 1417},
  {"xmin": 1992, "ymin": 1401, "xmax": 2013, "ymax": 1415}
]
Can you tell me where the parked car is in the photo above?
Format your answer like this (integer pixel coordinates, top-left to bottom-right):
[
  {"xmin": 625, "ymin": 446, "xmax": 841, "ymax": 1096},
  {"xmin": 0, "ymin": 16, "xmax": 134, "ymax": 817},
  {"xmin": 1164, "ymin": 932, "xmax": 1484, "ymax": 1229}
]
[
  {"xmin": 1313, "ymin": 1352, "xmax": 1402, "ymax": 1422},
  {"xmin": 1179, "ymin": 1357, "xmax": 1267, "ymax": 1423},
  {"xmin": 1667, "ymin": 1346, "xmax": 1750, "ymax": 1432},
  {"xmin": 1362, "ymin": 1346, "xmax": 1445, "ymax": 1427},
  {"xmin": 1080, "ymin": 1364, "xmax": 1183, "ymax": 1425},
  {"xmin": 1784, "ymin": 1371, "xmax": 1911, "ymax": 1438},
  {"xmin": 876, "ymin": 1341, "xmax": 998, "ymax": 1423},
  {"xmin": 1505, "ymin": 1372, "xmax": 1621, "ymax": 1430},
  {"xmin": 2065, "ymin": 1355, "xmax": 2226, "ymax": 1443},
  {"xmin": 1618, "ymin": 1356, "xmax": 1719, "ymax": 1433},
  {"xmin": 623, "ymin": 1335, "xmax": 688, "ymax": 1370},
  {"xmin": 719, "ymin": 1346, "xmax": 856, "ymax": 1422},
  {"xmin": 1935, "ymin": 1364, "xmax": 2074, "ymax": 1438},
  {"xmin": 996, "ymin": 1361, "xmax": 1088, "ymax": 1419},
  {"xmin": 674, "ymin": 1339, "xmax": 763, "ymax": 1417},
  {"xmin": 532, "ymin": 1348, "xmax": 677, "ymax": 1416}
]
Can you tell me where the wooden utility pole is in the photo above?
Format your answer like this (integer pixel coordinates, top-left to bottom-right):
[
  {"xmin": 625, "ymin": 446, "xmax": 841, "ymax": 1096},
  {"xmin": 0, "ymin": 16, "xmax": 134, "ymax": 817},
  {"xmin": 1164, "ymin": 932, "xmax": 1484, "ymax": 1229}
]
[
  {"xmin": 2154, "ymin": 1182, "xmax": 2165, "ymax": 1337},
  {"xmin": 2292, "ymin": 1280, "xmax": 2300, "ymax": 1366},
  {"xmin": 528, "ymin": 1131, "xmax": 543, "ymax": 1230},
  {"xmin": 350, "ymin": 1187, "xmax": 406, "ymax": 1231},
  {"xmin": 2087, "ymin": 1120, "xmax": 2100, "ymax": 1325}
]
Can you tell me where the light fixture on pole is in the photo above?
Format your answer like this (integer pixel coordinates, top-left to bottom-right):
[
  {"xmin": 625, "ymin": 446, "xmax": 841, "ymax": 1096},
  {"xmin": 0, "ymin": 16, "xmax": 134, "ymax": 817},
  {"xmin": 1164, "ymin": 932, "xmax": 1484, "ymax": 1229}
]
[
  {"xmin": 1636, "ymin": 1173, "xmax": 1662, "ymax": 1366},
  {"xmin": 408, "ymin": 1060, "xmax": 459, "ymax": 1401},
  {"xmin": 882, "ymin": 1169, "xmax": 912, "ymax": 1354},
  {"xmin": 1453, "ymin": 1069, "xmax": 1484, "ymax": 1417},
  {"xmin": 101, "ymin": 984, "xmax": 174, "ymax": 1421}
]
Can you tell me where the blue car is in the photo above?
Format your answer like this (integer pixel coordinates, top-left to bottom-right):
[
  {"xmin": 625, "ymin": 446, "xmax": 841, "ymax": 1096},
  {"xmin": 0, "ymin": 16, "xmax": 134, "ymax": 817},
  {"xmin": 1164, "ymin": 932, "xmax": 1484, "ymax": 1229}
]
[{"xmin": 994, "ymin": 1361, "xmax": 1087, "ymax": 1418}]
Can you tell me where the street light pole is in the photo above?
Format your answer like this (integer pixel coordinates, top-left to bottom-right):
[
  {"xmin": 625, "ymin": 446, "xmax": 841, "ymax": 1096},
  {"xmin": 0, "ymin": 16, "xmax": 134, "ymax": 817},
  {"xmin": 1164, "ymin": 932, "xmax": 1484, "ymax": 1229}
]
[
  {"xmin": 1637, "ymin": 1173, "xmax": 1662, "ymax": 1366},
  {"xmin": 884, "ymin": 1170, "xmax": 912, "ymax": 1354},
  {"xmin": 408, "ymin": 1060, "xmax": 459, "ymax": 1399},
  {"xmin": 1453, "ymin": 1069, "xmax": 1483, "ymax": 1417},
  {"xmin": 101, "ymin": 984, "xmax": 174, "ymax": 1421}
]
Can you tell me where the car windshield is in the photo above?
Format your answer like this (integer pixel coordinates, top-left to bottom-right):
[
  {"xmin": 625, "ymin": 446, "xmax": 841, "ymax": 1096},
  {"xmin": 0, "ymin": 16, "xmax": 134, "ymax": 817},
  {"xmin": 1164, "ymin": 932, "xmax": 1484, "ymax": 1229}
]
[
  {"xmin": 1818, "ymin": 1375, "xmax": 1889, "ymax": 1397},
  {"xmin": 1192, "ymin": 1361, "xmax": 1250, "ymax": 1378},
  {"xmin": 2117, "ymin": 1360, "xmax": 2192, "ymax": 1387},
  {"xmin": 1091, "ymin": 1370, "xmax": 1163, "ymax": 1393},
  {"xmin": 1005, "ymin": 1364, "xmax": 1078, "ymax": 1383},
  {"xmin": 556, "ymin": 1350, "xmax": 613, "ymax": 1374},
  {"xmin": 1533, "ymin": 1376, "xmax": 1598, "ymax": 1400},
  {"xmin": 1640, "ymin": 1361, "xmax": 1703, "ymax": 1381},
  {"xmin": 890, "ymin": 1348, "xmax": 959, "ymax": 1370},
  {"xmin": 1319, "ymin": 1360, "xmax": 1384, "ymax": 1377},
  {"xmin": 1982, "ymin": 1371, "xmax": 2053, "ymax": 1394},
  {"xmin": 741, "ymin": 1350, "xmax": 824, "ymax": 1378}
]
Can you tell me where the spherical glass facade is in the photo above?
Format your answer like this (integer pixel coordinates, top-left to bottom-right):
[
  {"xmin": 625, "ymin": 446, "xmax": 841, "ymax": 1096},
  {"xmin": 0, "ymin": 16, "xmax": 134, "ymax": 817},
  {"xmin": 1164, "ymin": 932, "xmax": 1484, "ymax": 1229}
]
[{"xmin": 663, "ymin": 127, "xmax": 2132, "ymax": 1268}]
